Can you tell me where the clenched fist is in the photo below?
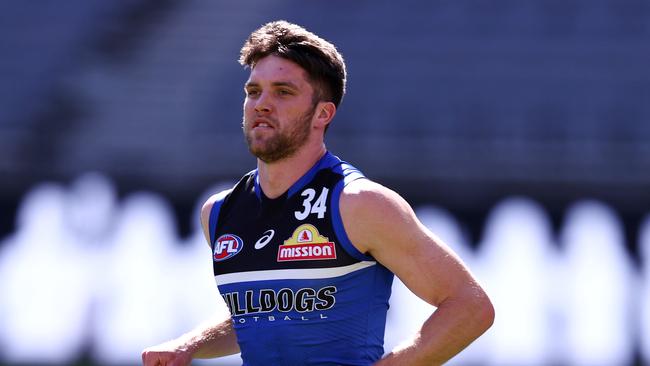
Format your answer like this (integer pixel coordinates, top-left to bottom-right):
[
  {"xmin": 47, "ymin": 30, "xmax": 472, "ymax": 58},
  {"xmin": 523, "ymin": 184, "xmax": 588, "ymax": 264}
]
[{"xmin": 141, "ymin": 341, "xmax": 193, "ymax": 366}]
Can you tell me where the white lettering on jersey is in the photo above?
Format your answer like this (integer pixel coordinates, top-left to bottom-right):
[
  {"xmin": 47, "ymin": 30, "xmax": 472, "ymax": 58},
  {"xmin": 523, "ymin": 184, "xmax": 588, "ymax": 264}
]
[{"xmin": 294, "ymin": 187, "xmax": 329, "ymax": 220}]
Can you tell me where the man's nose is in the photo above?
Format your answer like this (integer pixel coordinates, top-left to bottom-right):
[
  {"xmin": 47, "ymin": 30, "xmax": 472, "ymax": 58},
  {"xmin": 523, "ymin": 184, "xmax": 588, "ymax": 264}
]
[{"xmin": 254, "ymin": 92, "xmax": 272, "ymax": 113}]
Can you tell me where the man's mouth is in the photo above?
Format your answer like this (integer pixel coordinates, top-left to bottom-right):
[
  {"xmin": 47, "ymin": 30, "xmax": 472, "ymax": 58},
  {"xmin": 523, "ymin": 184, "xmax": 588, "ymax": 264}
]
[{"xmin": 252, "ymin": 119, "xmax": 274, "ymax": 130}]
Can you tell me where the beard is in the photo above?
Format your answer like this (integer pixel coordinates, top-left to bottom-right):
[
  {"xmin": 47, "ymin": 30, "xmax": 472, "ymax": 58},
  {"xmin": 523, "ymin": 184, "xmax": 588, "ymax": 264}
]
[{"xmin": 243, "ymin": 106, "xmax": 316, "ymax": 163}]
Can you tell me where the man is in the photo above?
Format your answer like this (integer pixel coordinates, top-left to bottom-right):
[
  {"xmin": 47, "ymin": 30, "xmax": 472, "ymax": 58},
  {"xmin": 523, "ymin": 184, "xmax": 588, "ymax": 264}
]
[{"xmin": 142, "ymin": 20, "xmax": 494, "ymax": 366}]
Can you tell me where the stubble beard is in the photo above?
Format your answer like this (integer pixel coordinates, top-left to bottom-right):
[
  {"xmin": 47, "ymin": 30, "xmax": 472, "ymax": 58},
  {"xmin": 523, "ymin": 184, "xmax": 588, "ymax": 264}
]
[{"xmin": 243, "ymin": 107, "xmax": 315, "ymax": 164}]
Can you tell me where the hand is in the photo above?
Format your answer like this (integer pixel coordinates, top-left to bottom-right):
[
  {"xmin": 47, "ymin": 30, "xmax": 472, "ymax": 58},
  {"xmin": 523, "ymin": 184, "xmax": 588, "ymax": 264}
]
[{"xmin": 141, "ymin": 341, "xmax": 193, "ymax": 366}]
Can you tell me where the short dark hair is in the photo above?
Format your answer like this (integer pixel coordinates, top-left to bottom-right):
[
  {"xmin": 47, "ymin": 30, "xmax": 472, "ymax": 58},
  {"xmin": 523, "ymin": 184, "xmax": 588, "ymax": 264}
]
[{"xmin": 239, "ymin": 20, "xmax": 347, "ymax": 108}]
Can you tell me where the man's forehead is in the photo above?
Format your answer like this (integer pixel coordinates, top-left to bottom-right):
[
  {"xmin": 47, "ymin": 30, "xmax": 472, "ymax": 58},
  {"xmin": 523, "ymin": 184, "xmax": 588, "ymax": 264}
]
[{"xmin": 247, "ymin": 56, "xmax": 310, "ymax": 86}]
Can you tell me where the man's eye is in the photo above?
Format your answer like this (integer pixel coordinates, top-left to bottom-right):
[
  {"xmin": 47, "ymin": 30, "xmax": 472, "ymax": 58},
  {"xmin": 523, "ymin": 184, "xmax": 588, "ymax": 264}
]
[
  {"xmin": 278, "ymin": 89, "xmax": 292, "ymax": 95},
  {"xmin": 247, "ymin": 90, "xmax": 260, "ymax": 97}
]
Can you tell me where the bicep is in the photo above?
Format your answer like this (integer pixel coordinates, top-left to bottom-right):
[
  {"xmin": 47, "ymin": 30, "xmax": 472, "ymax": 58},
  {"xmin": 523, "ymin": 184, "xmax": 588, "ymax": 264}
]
[
  {"xmin": 341, "ymin": 182, "xmax": 476, "ymax": 307},
  {"xmin": 377, "ymin": 220, "xmax": 475, "ymax": 307}
]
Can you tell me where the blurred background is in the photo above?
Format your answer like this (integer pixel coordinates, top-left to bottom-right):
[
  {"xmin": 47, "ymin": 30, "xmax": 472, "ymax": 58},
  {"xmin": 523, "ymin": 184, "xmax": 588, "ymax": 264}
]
[{"xmin": 1, "ymin": 0, "xmax": 649, "ymax": 365}]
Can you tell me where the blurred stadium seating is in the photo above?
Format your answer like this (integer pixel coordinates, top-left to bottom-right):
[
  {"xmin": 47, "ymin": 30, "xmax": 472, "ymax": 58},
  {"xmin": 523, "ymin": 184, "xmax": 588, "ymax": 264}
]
[{"xmin": 1, "ymin": 1, "xmax": 649, "ymax": 365}]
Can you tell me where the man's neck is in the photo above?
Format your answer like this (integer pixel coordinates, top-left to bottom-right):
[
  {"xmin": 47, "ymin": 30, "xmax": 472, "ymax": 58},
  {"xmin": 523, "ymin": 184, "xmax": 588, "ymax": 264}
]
[{"xmin": 257, "ymin": 143, "xmax": 327, "ymax": 199}]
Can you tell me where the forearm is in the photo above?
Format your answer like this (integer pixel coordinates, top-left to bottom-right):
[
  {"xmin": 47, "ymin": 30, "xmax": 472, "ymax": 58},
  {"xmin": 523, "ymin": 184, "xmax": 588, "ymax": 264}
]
[
  {"xmin": 377, "ymin": 292, "xmax": 494, "ymax": 366},
  {"xmin": 175, "ymin": 314, "xmax": 240, "ymax": 359}
]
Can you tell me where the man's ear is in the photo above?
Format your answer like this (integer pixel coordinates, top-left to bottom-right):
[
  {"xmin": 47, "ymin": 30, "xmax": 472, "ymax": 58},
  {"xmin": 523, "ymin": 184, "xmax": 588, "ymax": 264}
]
[{"xmin": 314, "ymin": 102, "xmax": 336, "ymax": 130}]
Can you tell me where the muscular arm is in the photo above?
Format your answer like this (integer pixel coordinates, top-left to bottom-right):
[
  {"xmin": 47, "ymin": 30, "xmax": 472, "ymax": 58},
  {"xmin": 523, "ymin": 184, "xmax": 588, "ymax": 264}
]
[
  {"xmin": 340, "ymin": 180, "xmax": 494, "ymax": 365},
  {"xmin": 142, "ymin": 195, "xmax": 239, "ymax": 365},
  {"xmin": 142, "ymin": 314, "xmax": 238, "ymax": 365}
]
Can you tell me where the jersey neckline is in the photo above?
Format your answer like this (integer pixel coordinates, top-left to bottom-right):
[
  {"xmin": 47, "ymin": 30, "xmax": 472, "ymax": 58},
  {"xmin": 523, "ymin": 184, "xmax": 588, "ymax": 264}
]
[{"xmin": 254, "ymin": 151, "xmax": 342, "ymax": 201}]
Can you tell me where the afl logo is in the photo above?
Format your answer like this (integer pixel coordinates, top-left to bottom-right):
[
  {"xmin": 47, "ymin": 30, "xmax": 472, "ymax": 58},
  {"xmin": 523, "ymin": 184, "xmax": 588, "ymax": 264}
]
[{"xmin": 213, "ymin": 234, "xmax": 244, "ymax": 262}]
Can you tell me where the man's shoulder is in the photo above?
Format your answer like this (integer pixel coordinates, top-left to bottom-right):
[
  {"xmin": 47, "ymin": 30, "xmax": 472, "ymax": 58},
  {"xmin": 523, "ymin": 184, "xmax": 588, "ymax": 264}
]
[
  {"xmin": 339, "ymin": 179, "xmax": 414, "ymax": 255},
  {"xmin": 199, "ymin": 170, "xmax": 255, "ymax": 231},
  {"xmin": 200, "ymin": 188, "xmax": 234, "ymax": 235},
  {"xmin": 201, "ymin": 189, "xmax": 231, "ymax": 216},
  {"xmin": 340, "ymin": 179, "xmax": 405, "ymax": 209}
]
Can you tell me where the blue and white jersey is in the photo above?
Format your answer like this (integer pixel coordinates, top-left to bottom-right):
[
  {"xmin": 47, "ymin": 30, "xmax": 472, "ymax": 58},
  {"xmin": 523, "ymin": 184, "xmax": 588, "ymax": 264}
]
[{"xmin": 208, "ymin": 152, "xmax": 394, "ymax": 366}]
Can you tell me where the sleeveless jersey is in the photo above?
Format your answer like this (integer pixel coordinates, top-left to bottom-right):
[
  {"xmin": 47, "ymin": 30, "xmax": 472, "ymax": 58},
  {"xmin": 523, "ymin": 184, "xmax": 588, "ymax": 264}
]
[{"xmin": 208, "ymin": 152, "xmax": 394, "ymax": 366}]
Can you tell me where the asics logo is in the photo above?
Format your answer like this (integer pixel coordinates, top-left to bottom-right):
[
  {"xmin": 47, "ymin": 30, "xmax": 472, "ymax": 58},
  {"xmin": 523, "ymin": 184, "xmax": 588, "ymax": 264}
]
[{"xmin": 254, "ymin": 230, "xmax": 275, "ymax": 249}]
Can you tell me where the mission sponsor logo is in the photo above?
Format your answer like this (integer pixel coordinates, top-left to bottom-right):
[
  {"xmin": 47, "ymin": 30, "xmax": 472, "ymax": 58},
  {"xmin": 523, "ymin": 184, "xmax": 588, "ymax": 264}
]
[
  {"xmin": 277, "ymin": 224, "xmax": 336, "ymax": 262},
  {"xmin": 213, "ymin": 234, "xmax": 243, "ymax": 262}
]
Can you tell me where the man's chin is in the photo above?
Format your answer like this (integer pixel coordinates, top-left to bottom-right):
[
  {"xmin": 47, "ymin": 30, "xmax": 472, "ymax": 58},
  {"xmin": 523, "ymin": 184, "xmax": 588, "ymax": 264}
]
[
  {"xmin": 250, "ymin": 147, "xmax": 298, "ymax": 164},
  {"xmin": 249, "ymin": 145, "xmax": 279, "ymax": 163}
]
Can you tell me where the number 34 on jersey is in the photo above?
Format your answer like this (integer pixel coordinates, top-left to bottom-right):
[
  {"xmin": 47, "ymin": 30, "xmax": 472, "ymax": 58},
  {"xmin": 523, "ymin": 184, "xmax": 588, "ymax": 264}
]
[{"xmin": 294, "ymin": 188, "xmax": 329, "ymax": 220}]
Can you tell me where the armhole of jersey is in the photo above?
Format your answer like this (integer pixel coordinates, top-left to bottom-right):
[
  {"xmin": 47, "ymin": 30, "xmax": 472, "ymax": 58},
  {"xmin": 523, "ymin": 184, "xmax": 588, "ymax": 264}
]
[
  {"xmin": 208, "ymin": 189, "xmax": 232, "ymax": 244},
  {"xmin": 331, "ymin": 166, "xmax": 375, "ymax": 262}
]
